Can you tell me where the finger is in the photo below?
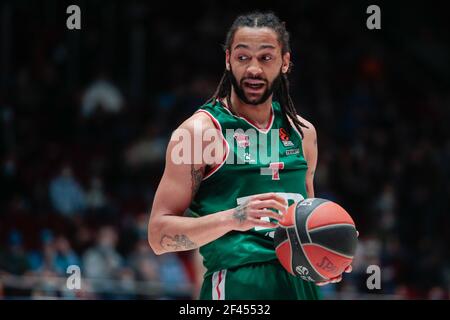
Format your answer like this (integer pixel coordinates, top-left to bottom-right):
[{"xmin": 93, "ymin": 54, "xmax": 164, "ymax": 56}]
[
  {"xmin": 251, "ymin": 219, "xmax": 278, "ymax": 229},
  {"xmin": 316, "ymin": 281, "xmax": 330, "ymax": 286},
  {"xmin": 250, "ymin": 192, "xmax": 279, "ymax": 201},
  {"xmin": 331, "ymin": 276, "xmax": 342, "ymax": 283},
  {"xmin": 272, "ymin": 194, "xmax": 288, "ymax": 206},
  {"xmin": 251, "ymin": 193, "xmax": 288, "ymax": 206},
  {"xmin": 254, "ymin": 209, "xmax": 283, "ymax": 221},
  {"xmin": 345, "ymin": 265, "xmax": 353, "ymax": 273},
  {"xmin": 254, "ymin": 199, "xmax": 288, "ymax": 213}
]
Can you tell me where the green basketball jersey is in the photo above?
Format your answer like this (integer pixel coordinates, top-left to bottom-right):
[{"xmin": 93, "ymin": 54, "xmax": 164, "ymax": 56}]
[{"xmin": 190, "ymin": 99, "xmax": 309, "ymax": 276}]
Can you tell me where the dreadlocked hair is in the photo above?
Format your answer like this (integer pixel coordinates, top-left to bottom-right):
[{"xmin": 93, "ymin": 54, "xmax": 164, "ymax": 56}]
[{"xmin": 206, "ymin": 11, "xmax": 308, "ymax": 138}]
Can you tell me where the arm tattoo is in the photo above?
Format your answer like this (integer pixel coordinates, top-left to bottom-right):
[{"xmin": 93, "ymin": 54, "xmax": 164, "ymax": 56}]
[
  {"xmin": 311, "ymin": 169, "xmax": 315, "ymax": 176},
  {"xmin": 160, "ymin": 234, "xmax": 197, "ymax": 251},
  {"xmin": 191, "ymin": 164, "xmax": 204, "ymax": 197},
  {"xmin": 233, "ymin": 202, "xmax": 248, "ymax": 224}
]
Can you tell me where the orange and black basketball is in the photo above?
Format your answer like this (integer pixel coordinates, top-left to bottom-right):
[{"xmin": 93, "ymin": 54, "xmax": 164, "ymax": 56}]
[{"xmin": 274, "ymin": 198, "xmax": 358, "ymax": 282}]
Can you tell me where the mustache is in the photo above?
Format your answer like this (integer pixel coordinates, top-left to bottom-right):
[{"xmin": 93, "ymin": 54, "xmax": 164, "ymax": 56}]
[{"xmin": 240, "ymin": 77, "xmax": 268, "ymax": 84}]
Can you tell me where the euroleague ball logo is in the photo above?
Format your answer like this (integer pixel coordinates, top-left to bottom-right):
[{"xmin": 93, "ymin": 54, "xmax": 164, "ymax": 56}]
[
  {"xmin": 316, "ymin": 256, "xmax": 338, "ymax": 273},
  {"xmin": 295, "ymin": 265, "xmax": 309, "ymax": 275},
  {"xmin": 295, "ymin": 265, "xmax": 314, "ymax": 282},
  {"xmin": 298, "ymin": 199, "xmax": 314, "ymax": 206}
]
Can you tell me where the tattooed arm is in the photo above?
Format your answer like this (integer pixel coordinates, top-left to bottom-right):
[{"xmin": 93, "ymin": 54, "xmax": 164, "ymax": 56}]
[
  {"xmin": 148, "ymin": 113, "xmax": 287, "ymax": 255},
  {"xmin": 148, "ymin": 112, "xmax": 226, "ymax": 254},
  {"xmin": 297, "ymin": 115, "xmax": 318, "ymax": 198}
]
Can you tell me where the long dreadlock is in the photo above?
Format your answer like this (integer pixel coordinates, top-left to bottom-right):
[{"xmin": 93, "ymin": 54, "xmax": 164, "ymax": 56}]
[{"xmin": 206, "ymin": 11, "xmax": 308, "ymax": 138}]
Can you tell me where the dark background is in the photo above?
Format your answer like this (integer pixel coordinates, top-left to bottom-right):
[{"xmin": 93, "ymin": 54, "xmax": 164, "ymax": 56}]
[{"xmin": 1, "ymin": 0, "xmax": 449, "ymax": 299}]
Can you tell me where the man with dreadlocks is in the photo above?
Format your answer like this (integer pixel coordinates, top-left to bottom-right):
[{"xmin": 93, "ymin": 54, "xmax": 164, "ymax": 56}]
[{"xmin": 148, "ymin": 12, "xmax": 352, "ymax": 299}]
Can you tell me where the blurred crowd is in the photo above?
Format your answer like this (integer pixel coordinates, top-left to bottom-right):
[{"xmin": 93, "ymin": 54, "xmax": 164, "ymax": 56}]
[{"xmin": 1, "ymin": 1, "xmax": 449, "ymax": 299}]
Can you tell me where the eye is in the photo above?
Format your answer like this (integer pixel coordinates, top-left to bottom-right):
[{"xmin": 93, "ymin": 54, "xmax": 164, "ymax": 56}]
[
  {"xmin": 261, "ymin": 55, "xmax": 273, "ymax": 61},
  {"xmin": 238, "ymin": 55, "xmax": 249, "ymax": 61}
]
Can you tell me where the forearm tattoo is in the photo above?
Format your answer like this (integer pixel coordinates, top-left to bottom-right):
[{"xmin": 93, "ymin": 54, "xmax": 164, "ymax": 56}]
[
  {"xmin": 191, "ymin": 164, "xmax": 204, "ymax": 197},
  {"xmin": 160, "ymin": 234, "xmax": 197, "ymax": 251},
  {"xmin": 233, "ymin": 202, "xmax": 249, "ymax": 224}
]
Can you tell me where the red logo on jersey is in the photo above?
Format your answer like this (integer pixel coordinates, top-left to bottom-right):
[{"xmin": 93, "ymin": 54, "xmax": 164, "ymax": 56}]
[
  {"xmin": 279, "ymin": 128, "xmax": 290, "ymax": 141},
  {"xmin": 279, "ymin": 128, "xmax": 294, "ymax": 147},
  {"xmin": 233, "ymin": 133, "xmax": 250, "ymax": 147}
]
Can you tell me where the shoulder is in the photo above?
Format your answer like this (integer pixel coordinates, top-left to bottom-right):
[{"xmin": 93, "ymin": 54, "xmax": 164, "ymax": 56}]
[
  {"xmin": 296, "ymin": 115, "xmax": 317, "ymax": 142},
  {"xmin": 175, "ymin": 110, "xmax": 218, "ymax": 134},
  {"xmin": 167, "ymin": 110, "xmax": 224, "ymax": 166}
]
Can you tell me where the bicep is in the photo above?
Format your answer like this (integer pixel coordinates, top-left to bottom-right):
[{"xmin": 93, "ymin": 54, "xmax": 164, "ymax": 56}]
[
  {"xmin": 150, "ymin": 138, "xmax": 204, "ymax": 220},
  {"xmin": 150, "ymin": 112, "xmax": 221, "ymax": 220}
]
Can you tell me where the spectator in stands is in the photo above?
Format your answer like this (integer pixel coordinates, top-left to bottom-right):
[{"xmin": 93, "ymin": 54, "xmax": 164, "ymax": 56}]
[
  {"xmin": 53, "ymin": 235, "xmax": 81, "ymax": 275},
  {"xmin": 157, "ymin": 253, "xmax": 190, "ymax": 298},
  {"xmin": 82, "ymin": 226, "xmax": 123, "ymax": 298},
  {"xmin": 29, "ymin": 231, "xmax": 80, "ymax": 275},
  {"xmin": 81, "ymin": 72, "xmax": 124, "ymax": 118},
  {"xmin": 85, "ymin": 176, "xmax": 117, "ymax": 224},
  {"xmin": 128, "ymin": 238, "xmax": 159, "ymax": 283},
  {"xmin": 86, "ymin": 176, "xmax": 108, "ymax": 211},
  {"xmin": 28, "ymin": 229, "xmax": 56, "ymax": 272},
  {"xmin": 0, "ymin": 230, "xmax": 30, "ymax": 275},
  {"xmin": 49, "ymin": 165, "xmax": 87, "ymax": 218}
]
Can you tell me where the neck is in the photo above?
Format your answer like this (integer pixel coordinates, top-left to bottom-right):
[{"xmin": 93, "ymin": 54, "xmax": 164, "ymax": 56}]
[{"xmin": 227, "ymin": 89, "xmax": 273, "ymax": 129}]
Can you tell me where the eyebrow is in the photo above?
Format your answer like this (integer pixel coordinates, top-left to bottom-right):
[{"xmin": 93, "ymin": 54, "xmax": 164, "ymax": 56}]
[
  {"xmin": 234, "ymin": 44, "xmax": 249, "ymax": 50},
  {"xmin": 260, "ymin": 44, "xmax": 276, "ymax": 50},
  {"xmin": 233, "ymin": 43, "xmax": 277, "ymax": 50}
]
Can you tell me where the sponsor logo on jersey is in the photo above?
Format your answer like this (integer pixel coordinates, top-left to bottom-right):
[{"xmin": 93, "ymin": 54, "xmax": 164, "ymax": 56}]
[
  {"xmin": 282, "ymin": 141, "xmax": 294, "ymax": 147},
  {"xmin": 233, "ymin": 132, "xmax": 250, "ymax": 148},
  {"xmin": 279, "ymin": 128, "xmax": 294, "ymax": 147},
  {"xmin": 286, "ymin": 148, "xmax": 300, "ymax": 156},
  {"xmin": 243, "ymin": 152, "xmax": 256, "ymax": 164}
]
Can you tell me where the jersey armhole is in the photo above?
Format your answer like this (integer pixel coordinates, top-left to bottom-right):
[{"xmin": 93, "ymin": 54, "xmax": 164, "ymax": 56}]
[{"xmin": 286, "ymin": 115, "xmax": 303, "ymax": 140}]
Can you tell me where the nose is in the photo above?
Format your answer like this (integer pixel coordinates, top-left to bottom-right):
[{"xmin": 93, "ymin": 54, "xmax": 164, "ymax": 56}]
[{"xmin": 246, "ymin": 59, "xmax": 263, "ymax": 78}]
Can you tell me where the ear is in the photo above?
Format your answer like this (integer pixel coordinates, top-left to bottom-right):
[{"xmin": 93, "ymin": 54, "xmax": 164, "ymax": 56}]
[
  {"xmin": 282, "ymin": 52, "xmax": 291, "ymax": 74},
  {"xmin": 225, "ymin": 49, "xmax": 231, "ymax": 71}
]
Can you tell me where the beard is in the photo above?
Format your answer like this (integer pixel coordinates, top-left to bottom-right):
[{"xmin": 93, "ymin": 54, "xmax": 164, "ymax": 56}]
[{"xmin": 228, "ymin": 68, "xmax": 282, "ymax": 106}]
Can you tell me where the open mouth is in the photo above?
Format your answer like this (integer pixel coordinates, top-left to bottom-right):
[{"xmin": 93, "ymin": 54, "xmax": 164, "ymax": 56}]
[{"xmin": 243, "ymin": 80, "xmax": 266, "ymax": 91}]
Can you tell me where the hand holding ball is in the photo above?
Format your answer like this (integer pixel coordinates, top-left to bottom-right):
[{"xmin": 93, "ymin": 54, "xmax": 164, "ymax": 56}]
[{"xmin": 274, "ymin": 198, "xmax": 358, "ymax": 283}]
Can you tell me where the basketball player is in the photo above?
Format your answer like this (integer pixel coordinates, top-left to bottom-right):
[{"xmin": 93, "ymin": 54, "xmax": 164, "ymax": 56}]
[{"xmin": 148, "ymin": 12, "xmax": 352, "ymax": 300}]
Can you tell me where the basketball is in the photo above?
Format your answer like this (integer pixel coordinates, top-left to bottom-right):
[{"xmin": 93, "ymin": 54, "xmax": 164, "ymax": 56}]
[{"xmin": 274, "ymin": 198, "xmax": 358, "ymax": 282}]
